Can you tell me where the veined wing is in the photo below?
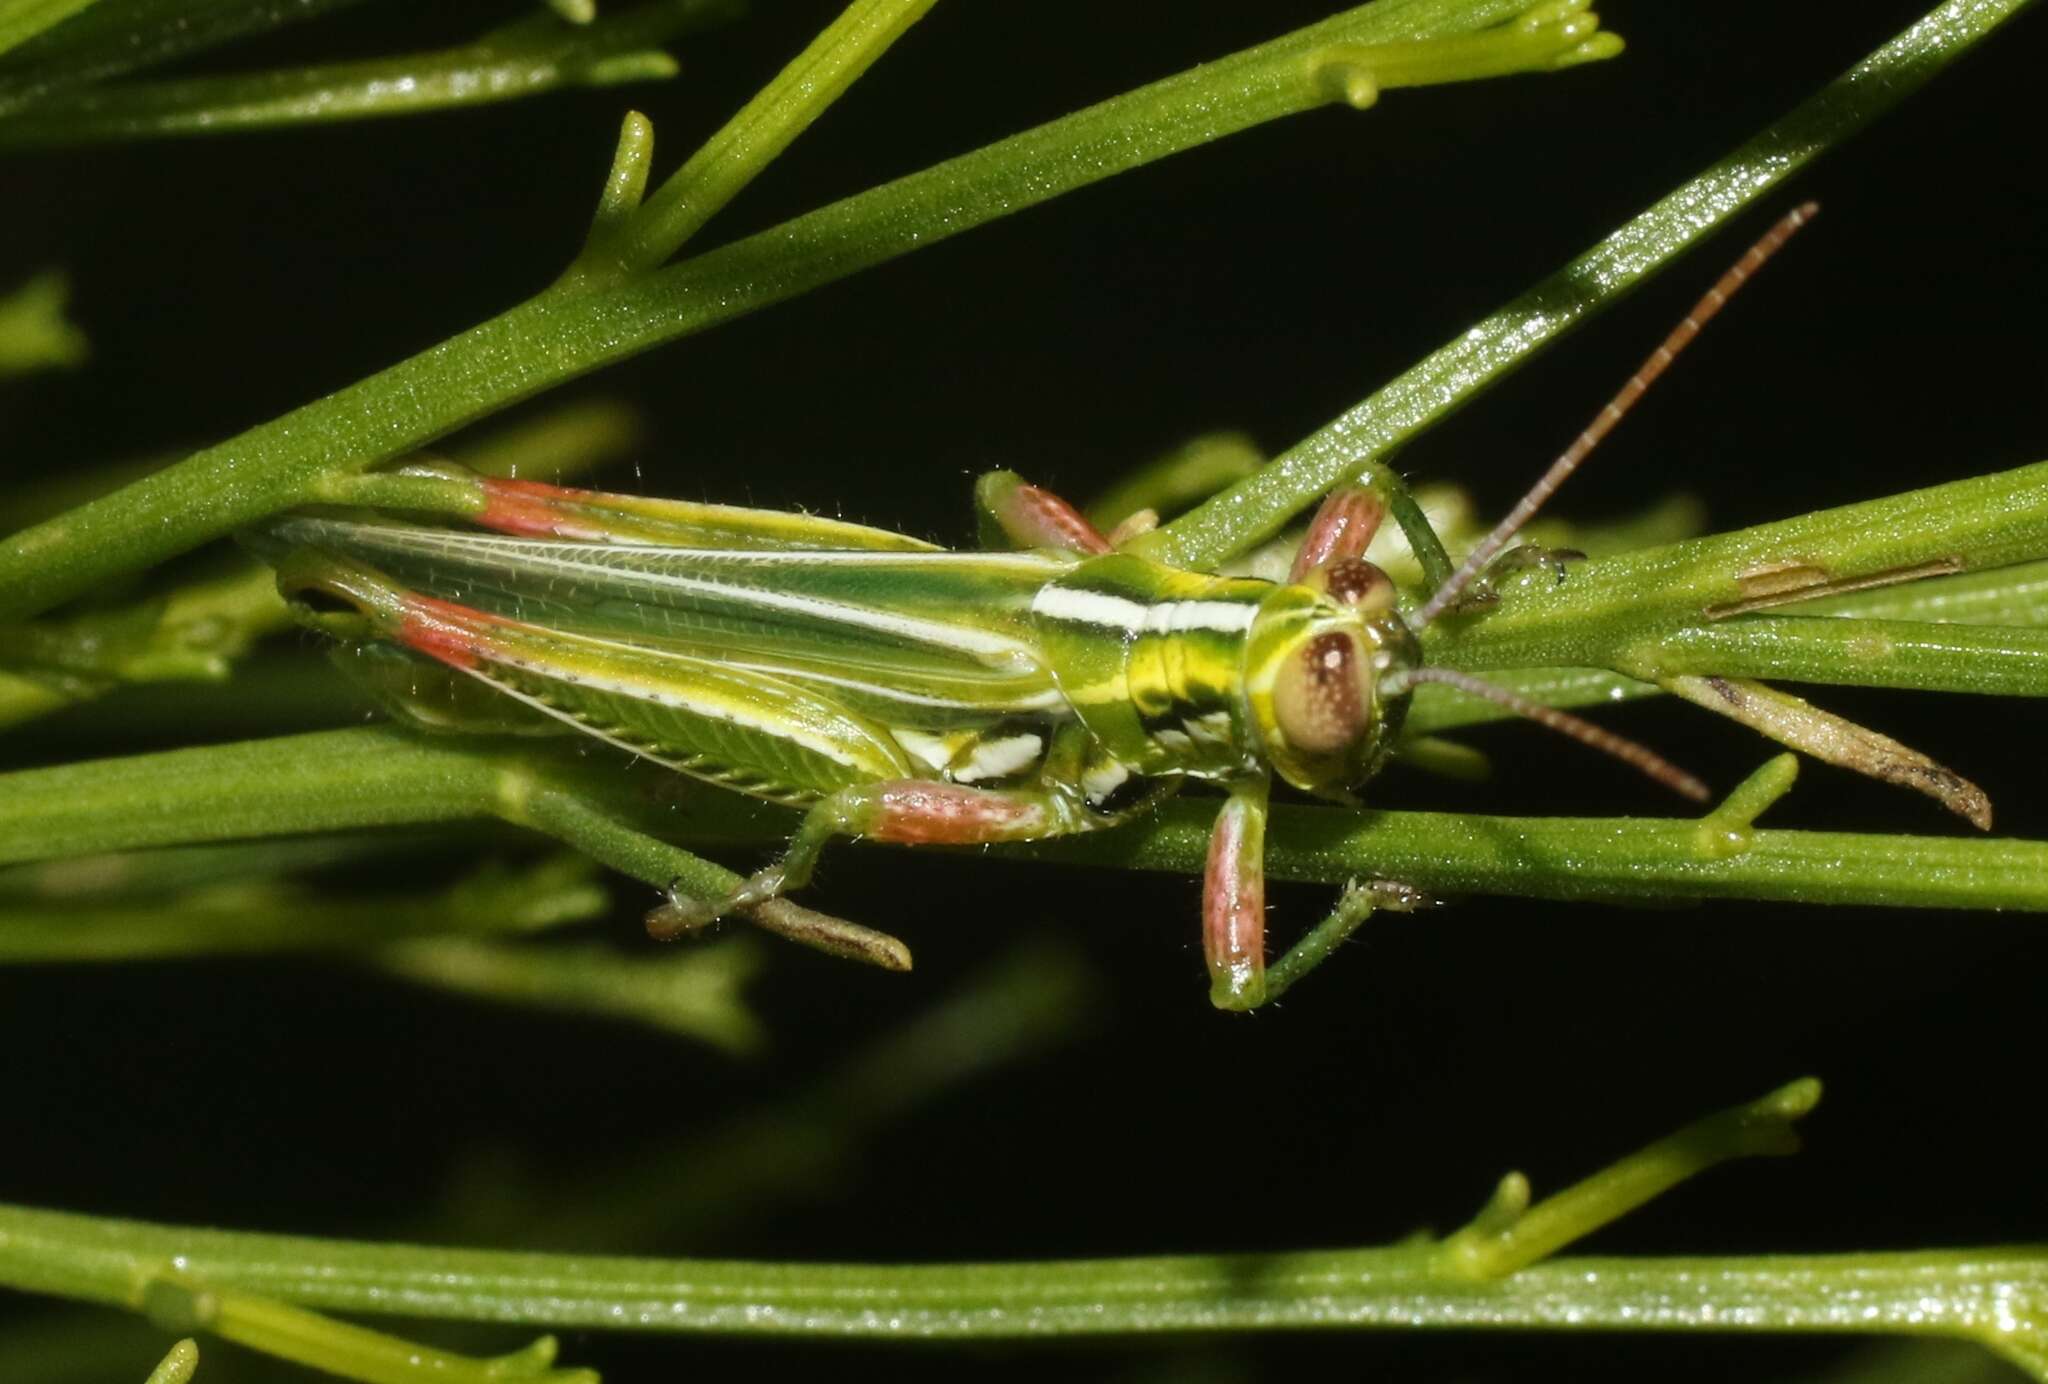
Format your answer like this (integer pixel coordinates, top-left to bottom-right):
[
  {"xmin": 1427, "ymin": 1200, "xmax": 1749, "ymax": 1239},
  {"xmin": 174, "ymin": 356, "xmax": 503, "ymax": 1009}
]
[{"xmin": 268, "ymin": 517, "xmax": 1078, "ymax": 719}]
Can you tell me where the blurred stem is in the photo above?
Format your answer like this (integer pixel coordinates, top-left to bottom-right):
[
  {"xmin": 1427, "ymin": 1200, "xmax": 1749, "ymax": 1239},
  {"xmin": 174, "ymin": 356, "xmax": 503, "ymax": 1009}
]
[
  {"xmin": 375, "ymin": 936, "xmax": 764, "ymax": 1053},
  {"xmin": 0, "ymin": 565, "xmax": 290, "ymax": 730},
  {"xmin": 0, "ymin": 1, "xmax": 102, "ymax": 61},
  {"xmin": 0, "ymin": 833, "xmax": 500, "ymax": 900},
  {"xmin": 1134, "ymin": 0, "xmax": 2034, "ymax": 571},
  {"xmin": 0, "ymin": 269, "xmax": 86, "ymax": 374},
  {"xmin": 0, "ymin": 0, "xmax": 374, "ymax": 113},
  {"xmin": 0, "ymin": 856, "xmax": 607, "ymax": 962},
  {"xmin": 451, "ymin": 397, "xmax": 645, "ymax": 484},
  {"xmin": 0, "ymin": 0, "xmax": 1611, "ymax": 623},
  {"xmin": 0, "ymin": 2, "xmax": 727, "ymax": 145},
  {"xmin": 3, "ymin": 1082, "xmax": 2042, "ymax": 1379},
  {"xmin": 499, "ymin": 941, "xmax": 1096, "ymax": 1250}
]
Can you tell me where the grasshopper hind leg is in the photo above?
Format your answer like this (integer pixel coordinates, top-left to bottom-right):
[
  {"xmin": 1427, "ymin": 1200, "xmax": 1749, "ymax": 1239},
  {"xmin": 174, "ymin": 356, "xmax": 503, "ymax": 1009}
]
[
  {"xmin": 974, "ymin": 471, "xmax": 1116, "ymax": 555},
  {"xmin": 658, "ymin": 775, "xmax": 1112, "ymax": 931}
]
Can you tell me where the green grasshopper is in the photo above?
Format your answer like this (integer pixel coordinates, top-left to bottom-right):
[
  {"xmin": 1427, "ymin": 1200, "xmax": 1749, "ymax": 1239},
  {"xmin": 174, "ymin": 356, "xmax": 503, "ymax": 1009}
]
[{"xmin": 261, "ymin": 208, "xmax": 1815, "ymax": 1010}]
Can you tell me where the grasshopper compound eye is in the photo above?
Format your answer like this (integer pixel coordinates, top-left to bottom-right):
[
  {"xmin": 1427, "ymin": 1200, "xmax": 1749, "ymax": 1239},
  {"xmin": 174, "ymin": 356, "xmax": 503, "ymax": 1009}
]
[{"xmin": 1272, "ymin": 630, "xmax": 1376, "ymax": 758}]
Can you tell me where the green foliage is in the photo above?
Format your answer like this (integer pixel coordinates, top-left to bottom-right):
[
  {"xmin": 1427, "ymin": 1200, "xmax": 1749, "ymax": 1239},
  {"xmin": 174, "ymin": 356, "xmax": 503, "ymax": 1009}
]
[{"xmin": 0, "ymin": 1, "xmax": 2042, "ymax": 1381}]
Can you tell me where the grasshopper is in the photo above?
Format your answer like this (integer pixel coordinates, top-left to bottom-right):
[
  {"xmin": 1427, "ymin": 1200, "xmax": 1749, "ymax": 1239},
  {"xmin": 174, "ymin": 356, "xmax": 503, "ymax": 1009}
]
[{"xmin": 260, "ymin": 208, "xmax": 1817, "ymax": 1010}]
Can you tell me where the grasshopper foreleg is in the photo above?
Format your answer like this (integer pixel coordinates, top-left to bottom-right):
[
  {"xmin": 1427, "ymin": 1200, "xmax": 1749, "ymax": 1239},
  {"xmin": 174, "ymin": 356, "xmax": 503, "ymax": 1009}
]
[
  {"xmin": 1203, "ymin": 777, "xmax": 1272, "ymax": 1011},
  {"xmin": 1289, "ymin": 486, "xmax": 1386, "ymax": 581},
  {"xmin": 1204, "ymin": 777, "xmax": 1440, "ymax": 1012}
]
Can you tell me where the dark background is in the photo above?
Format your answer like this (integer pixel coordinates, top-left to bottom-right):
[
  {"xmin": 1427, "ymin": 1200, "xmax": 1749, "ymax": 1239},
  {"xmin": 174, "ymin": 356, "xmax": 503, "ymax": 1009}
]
[{"xmin": 2, "ymin": 2, "xmax": 2044, "ymax": 1380}]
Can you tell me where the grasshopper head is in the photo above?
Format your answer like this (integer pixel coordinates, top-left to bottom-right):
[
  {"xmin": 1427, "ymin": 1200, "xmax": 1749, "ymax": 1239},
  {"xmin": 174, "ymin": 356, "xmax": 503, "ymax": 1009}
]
[{"xmin": 1244, "ymin": 557, "xmax": 1418, "ymax": 799}]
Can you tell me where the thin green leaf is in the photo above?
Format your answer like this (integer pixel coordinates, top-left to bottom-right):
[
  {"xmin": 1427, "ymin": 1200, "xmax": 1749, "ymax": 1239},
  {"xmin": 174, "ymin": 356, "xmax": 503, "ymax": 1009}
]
[
  {"xmin": 1425, "ymin": 461, "xmax": 2048, "ymax": 679},
  {"xmin": 0, "ymin": 0, "xmax": 1612, "ymax": 623},
  {"xmin": 0, "ymin": 2, "xmax": 730, "ymax": 145},
  {"xmin": 1135, "ymin": 0, "xmax": 2038, "ymax": 571},
  {"xmin": 0, "ymin": 0, "xmax": 101, "ymax": 65},
  {"xmin": 0, "ymin": 0, "xmax": 373, "ymax": 111},
  {"xmin": 572, "ymin": 0, "xmax": 944, "ymax": 280}
]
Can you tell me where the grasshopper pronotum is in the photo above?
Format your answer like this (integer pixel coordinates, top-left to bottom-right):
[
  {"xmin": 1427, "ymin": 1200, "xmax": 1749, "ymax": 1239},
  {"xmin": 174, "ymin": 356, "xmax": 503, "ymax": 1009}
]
[{"xmin": 262, "ymin": 207, "xmax": 1821, "ymax": 1010}]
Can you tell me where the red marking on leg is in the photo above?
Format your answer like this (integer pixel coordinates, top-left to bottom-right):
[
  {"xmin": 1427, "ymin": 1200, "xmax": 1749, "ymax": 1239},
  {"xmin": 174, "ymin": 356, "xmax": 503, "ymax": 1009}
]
[
  {"xmin": 395, "ymin": 595, "xmax": 495, "ymax": 671},
  {"xmin": 867, "ymin": 782, "xmax": 1049, "ymax": 844},
  {"xmin": 1005, "ymin": 485, "xmax": 1114, "ymax": 555},
  {"xmin": 1291, "ymin": 488, "xmax": 1385, "ymax": 583},
  {"xmin": 1203, "ymin": 803, "xmax": 1266, "ymax": 1001},
  {"xmin": 477, "ymin": 476, "xmax": 607, "ymax": 540}
]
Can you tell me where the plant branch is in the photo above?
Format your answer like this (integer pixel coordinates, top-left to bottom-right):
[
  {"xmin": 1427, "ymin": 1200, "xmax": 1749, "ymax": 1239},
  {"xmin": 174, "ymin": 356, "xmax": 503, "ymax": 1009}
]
[
  {"xmin": 574, "ymin": 0, "xmax": 944, "ymax": 281},
  {"xmin": 1133, "ymin": 0, "xmax": 2035, "ymax": 571},
  {"xmin": 1424, "ymin": 461, "xmax": 2048, "ymax": 675},
  {"xmin": 1, "ymin": 1082, "xmax": 2040, "ymax": 1378},
  {"xmin": 0, "ymin": 0, "xmax": 373, "ymax": 114},
  {"xmin": 0, "ymin": 2, "xmax": 729, "ymax": 145},
  {"xmin": 0, "ymin": 0, "xmax": 1610, "ymax": 624},
  {"xmin": 0, "ymin": 856, "xmax": 606, "ymax": 962},
  {"xmin": 4, "ymin": 728, "xmax": 2047, "ymax": 921},
  {"xmin": 1406, "ymin": 554, "xmax": 2048, "ymax": 734}
]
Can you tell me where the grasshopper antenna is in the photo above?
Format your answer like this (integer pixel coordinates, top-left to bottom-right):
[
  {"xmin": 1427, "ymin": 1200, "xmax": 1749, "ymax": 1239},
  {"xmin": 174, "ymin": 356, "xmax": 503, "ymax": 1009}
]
[
  {"xmin": 1410, "ymin": 202, "xmax": 1821, "ymax": 631},
  {"xmin": 1386, "ymin": 665, "xmax": 1710, "ymax": 801}
]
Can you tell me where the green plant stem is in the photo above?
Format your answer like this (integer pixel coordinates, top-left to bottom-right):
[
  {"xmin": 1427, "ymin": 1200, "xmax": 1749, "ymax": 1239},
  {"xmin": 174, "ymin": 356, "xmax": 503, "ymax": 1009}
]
[
  {"xmin": 498, "ymin": 942, "xmax": 1096, "ymax": 1251},
  {"xmin": 37, "ymin": 1233, "xmax": 2043, "ymax": 1345},
  {"xmin": 1641, "ymin": 616, "xmax": 2048, "ymax": 694},
  {"xmin": 0, "ymin": 0, "xmax": 1603, "ymax": 624},
  {"xmin": 0, "ymin": 2, "xmax": 724, "ymax": 144},
  {"xmin": 1135, "ymin": 0, "xmax": 2035, "ymax": 572},
  {"xmin": 3, "ymin": 727, "xmax": 2045, "ymax": 916},
  {"xmin": 1407, "ymin": 665, "xmax": 1652, "ymax": 734},
  {"xmin": 1407, "ymin": 555, "xmax": 2048, "ymax": 734},
  {"xmin": 375, "ymin": 936, "xmax": 765, "ymax": 1052},
  {"xmin": 0, "ymin": 563, "xmax": 286, "ymax": 686},
  {"xmin": 1042, "ymin": 793, "xmax": 2048, "ymax": 911},
  {"xmin": 0, "ymin": 1083, "xmax": 2039, "ymax": 1377},
  {"xmin": 0, "ymin": 269, "xmax": 86, "ymax": 373},
  {"xmin": 0, "ymin": 724, "xmax": 903, "ymax": 967},
  {"xmin": 0, "ymin": 857, "xmax": 607, "ymax": 961},
  {"xmin": 0, "ymin": 403, "xmax": 640, "ymax": 732},
  {"xmin": 584, "ymin": 0, "xmax": 943, "ymax": 279},
  {"xmin": 1425, "ymin": 461, "xmax": 2048, "ymax": 677},
  {"xmin": 0, "ymin": 0, "xmax": 373, "ymax": 113},
  {"xmin": 0, "ymin": 0, "xmax": 101, "ymax": 62},
  {"xmin": 140, "ymin": 1339, "xmax": 198, "ymax": 1384}
]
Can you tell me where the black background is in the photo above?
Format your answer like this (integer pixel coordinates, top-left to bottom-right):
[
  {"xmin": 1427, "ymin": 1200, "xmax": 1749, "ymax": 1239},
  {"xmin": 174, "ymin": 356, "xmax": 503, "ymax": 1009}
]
[{"xmin": 2, "ymin": 2, "xmax": 2045, "ymax": 1380}]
